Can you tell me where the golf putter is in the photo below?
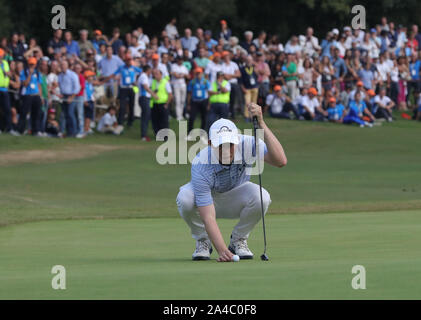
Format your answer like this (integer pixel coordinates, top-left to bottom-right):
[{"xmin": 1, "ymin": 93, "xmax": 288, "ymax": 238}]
[{"xmin": 252, "ymin": 115, "xmax": 269, "ymax": 261}]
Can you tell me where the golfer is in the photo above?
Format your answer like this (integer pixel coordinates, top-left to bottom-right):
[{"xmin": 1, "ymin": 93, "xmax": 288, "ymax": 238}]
[{"xmin": 176, "ymin": 103, "xmax": 287, "ymax": 262}]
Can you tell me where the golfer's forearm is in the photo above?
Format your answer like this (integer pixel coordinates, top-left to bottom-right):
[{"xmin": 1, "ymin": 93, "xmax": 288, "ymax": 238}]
[
  {"xmin": 198, "ymin": 205, "xmax": 227, "ymax": 253},
  {"xmin": 260, "ymin": 121, "xmax": 287, "ymax": 168}
]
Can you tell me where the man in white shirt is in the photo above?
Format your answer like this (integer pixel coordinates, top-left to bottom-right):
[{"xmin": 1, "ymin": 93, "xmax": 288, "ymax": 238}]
[
  {"xmin": 97, "ymin": 106, "xmax": 123, "ymax": 135},
  {"xmin": 300, "ymin": 87, "xmax": 328, "ymax": 121},
  {"xmin": 171, "ymin": 56, "xmax": 189, "ymax": 121},
  {"xmin": 137, "ymin": 65, "xmax": 154, "ymax": 141},
  {"xmin": 165, "ymin": 18, "xmax": 179, "ymax": 40},
  {"xmin": 303, "ymin": 27, "xmax": 321, "ymax": 56},
  {"xmin": 266, "ymin": 85, "xmax": 301, "ymax": 119},
  {"xmin": 373, "ymin": 87, "xmax": 395, "ymax": 122},
  {"xmin": 221, "ymin": 51, "xmax": 241, "ymax": 119},
  {"xmin": 205, "ymin": 52, "xmax": 223, "ymax": 83},
  {"xmin": 47, "ymin": 61, "xmax": 62, "ymax": 109}
]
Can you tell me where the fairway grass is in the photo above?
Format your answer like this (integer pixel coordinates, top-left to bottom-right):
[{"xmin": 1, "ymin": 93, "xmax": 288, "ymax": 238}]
[{"xmin": 0, "ymin": 210, "xmax": 420, "ymax": 300}]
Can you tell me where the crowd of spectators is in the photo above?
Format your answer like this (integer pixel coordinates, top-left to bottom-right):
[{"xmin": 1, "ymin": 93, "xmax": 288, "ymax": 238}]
[{"xmin": 1, "ymin": 16, "xmax": 421, "ymax": 140}]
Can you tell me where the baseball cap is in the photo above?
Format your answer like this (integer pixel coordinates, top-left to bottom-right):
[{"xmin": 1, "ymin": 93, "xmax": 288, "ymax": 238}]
[
  {"xmin": 343, "ymin": 26, "xmax": 351, "ymax": 32},
  {"xmin": 216, "ymin": 71, "xmax": 224, "ymax": 78},
  {"xmin": 221, "ymin": 51, "xmax": 230, "ymax": 57},
  {"xmin": 332, "ymin": 28, "xmax": 339, "ymax": 35},
  {"xmin": 213, "ymin": 52, "xmax": 221, "ymax": 58},
  {"xmin": 209, "ymin": 118, "xmax": 239, "ymax": 148},
  {"xmin": 367, "ymin": 89, "xmax": 376, "ymax": 96},
  {"xmin": 0, "ymin": 48, "xmax": 4, "ymax": 57},
  {"xmin": 370, "ymin": 28, "xmax": 377, "ymax": 33},
  {"xmin": 94, "ymin": 30, "xmax": 102, "ymax": 36},
  {"xmin": 329, "ymin": 97, "xmax": 336, "ymax": 103},
  {"xmin": 274, "ymin": 85, "xmax": 282, "ymax": 92},
  {"xmin": 220, "ymin": 20, "xmax": 227, "ymax": 25},
  {"xmin": 84, "ymin": 70, "xmax": 95, "ymax": 78},
  {"xmin": 194, "ymin": 67, "xmax": 203, "ymax": 73},
  {"xmin": 48, "ymin": 108, "xmax": 56, "ymax": 114},
  {"xmin": 152, "ymin": 53, "xmax": 159, "ymax": 60},
  {"xmin": 27, "ymin": 57, "xmax": 37, "ymax": 65},
  {"xmin": 357, "ymin": 80, "xmax": 363, "ymax": 87},
  {"xmin": 308, "ymin": 87, "xmax": 318, "ymax": 95}
]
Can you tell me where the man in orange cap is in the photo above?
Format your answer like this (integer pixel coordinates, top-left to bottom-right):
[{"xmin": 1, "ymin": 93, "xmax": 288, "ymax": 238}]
[
  {"xmin": 219, "ymin": 20, "xmax": 231, "ymax": 41},
  {"xmin": 186, "ymin": 67, "xmax": 210, "ymax": 138},
  {"xmin": 205, "ymin": 52, "xmax": 222, "ymax": 83},
  {"xmin": 92, "ymin": 30, "xmax": 107, "ymax": 53},
  {"xmin": 326, "ymin": 97, "xmax": 345, "ymax": 123},
  {"xmin": 301, "ymin": 87, "xmax": 328, "ymax": 121},
  {"xmin": 0, "ymin": 48, "xmax": 19, "ymax": 135},
  {"xmin": 151, "ymin": 53, "xmax": 169, "ymax": 78},
  {"xmin": 18, "ymin": 57, "xmax": 43, "ymax": 135},
  {"xmin": 349, "ymin": 80, "xmax": 366, "ymax": 101},
  {"xmin": 265, "ymin": 84, "xmax": 301, "ymax": 120}
]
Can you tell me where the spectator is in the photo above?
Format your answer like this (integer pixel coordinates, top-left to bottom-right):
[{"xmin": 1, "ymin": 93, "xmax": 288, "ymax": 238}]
[
  {"xmin": 137, "ymin": 65, "xmax": 154, "ymax": 141},
  {"xmin": 194, "ymin": 47, "xmax": 210, "ymax": 69},
  {"xmin": 240, "ymin": 55, "xmax": 259, "ymax": 120},
  {"xmin": 150, "ymin": 69, "xmax": 173, "ymax": 136},
  {"xmin": 0, "ymin": 48, "xmax": 17, "ymax": 135},
  {"xmin": 109, "ymin": 28, "xmax": 124, "ymax": 55},
  {"xmin": 47, "ymin": 30, "xmax": 65, "ymax": 57},
  {"xmin": 266, "ymin": 85, "xmax": 301, "ymax": 119},
  {"xmin": 58, "ymin": 60, "xmax": 80, "ymax": 137},
  {"xmin": 205, "ymin": 52, "xmax": 223, "ymax": 83},
  {"xmin": 221, "ymin": 51, "xmax": 241, "ymax": 119},
  {"xmin": 97, "ymin": 106, "xmax": 123, "ymax": 135},
  {"xmin": 165, "ymin": 18, "xmax": 179, "ymax": 40},
  {"xmin": 73, "ymin": 63, "xmax": 86, "ymax": 138},
  {"xmin": 283, "ymin": 53, "xmax": 299, "ymax": 99},
  {"xmin": 344, "ymin": 91, "xmax": 375, "ymax": 127},
  {"xmin": 8, "ymin": 32, "xmax": 25, "ymax": 62},
  {"xmin": 92, "ymin": 30, "xmax": 107, "ymax": 53},
  {"xmin": 18, "ymin": 57, "xmax": 43, "ymax": 135},
  {"xmin": 109, "ymin": 54, "xmax": 142, "ymax": 126},
  {"xmin": 373, "ymin": 87, "xmax": 395, "ymax": 122},
  {"xmin": 45, "ymin": 108, "xmax": 60, "ymax": 137},
  {"xmin": 64, "ymin": 31, "xmax": 80, "ymax": 57},
  {"xmin": 171, "ymin": 55, "xmax": 189, "ymax": 121},
  {"xmin": 204, "ymin": 30, "xmax": 218, "ymax": 56},
  {"xmin": 187, "ymin": 67, "xmax": 210, "ymax": 136},
  {"xmin": 78, "ymin": 30, "xmax": 95, "ymax": 61},
  {"xmin": 219, "ymin": 20, "xmax": 232, "ymax": 42},
  {"xmin": 98, "ymin": 45, "xmax": 124, "ymax": 99},
  {"xmin": 255, "ymin": 52, "xmax": 271, "ymax": 101},
  {"xmin": 207, "ymin": 71, "xmax": 230, "ymax": 130},
  {"xmin": 240, "ymin": 31, "xmax": 254, "ymax": 52},
  {"xmin": 301, "ymin": 87, "xmax": 327, "ymax": 121},
  {"xmin": 151, "ymin": 53, "xmax": 169, "ymax": 78},
  {"xmin": 181, "ymin": 28, "xmax": 199, "ymax": 53},
  {"xmin": 326, "ymin": 97, "xmax": 345, "ymax": 123}
]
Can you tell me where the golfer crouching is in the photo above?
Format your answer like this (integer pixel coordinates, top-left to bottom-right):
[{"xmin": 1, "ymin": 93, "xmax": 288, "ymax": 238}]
[{"xmin": 176, "ymin": 103, "xmax": 287, "ymax": 262}]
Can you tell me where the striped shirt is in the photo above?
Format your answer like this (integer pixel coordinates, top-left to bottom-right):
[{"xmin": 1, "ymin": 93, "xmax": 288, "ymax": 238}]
[{"xmin": 191, "ymin": 134, "xmax": 267, "ymax": 207}]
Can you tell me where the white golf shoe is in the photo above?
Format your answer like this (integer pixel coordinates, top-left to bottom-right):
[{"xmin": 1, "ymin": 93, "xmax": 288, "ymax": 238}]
[
  {"xmin": 228, "ymin": 236, "xmax": 254, "ymax": 260},
  {"xmin": 192, "ymin": 239, "xmax": 213, "ymax": 261}
]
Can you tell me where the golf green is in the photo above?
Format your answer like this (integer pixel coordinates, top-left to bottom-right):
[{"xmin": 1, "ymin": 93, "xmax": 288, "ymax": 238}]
[
  {"xmin": 0, "ymin": 210, "xmax": 420, "ymax": 299},
  {"xmin": 0, "ymin": 117, "xmax": 420, "ymax": 299}
]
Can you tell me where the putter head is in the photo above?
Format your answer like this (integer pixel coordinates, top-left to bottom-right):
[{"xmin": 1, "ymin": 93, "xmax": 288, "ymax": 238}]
[{"xmin": 260, "ymin": 253, "xmax": 269, "ymax": 261}]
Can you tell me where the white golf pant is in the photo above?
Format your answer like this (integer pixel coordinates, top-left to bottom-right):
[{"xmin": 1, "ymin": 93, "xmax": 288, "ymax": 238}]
[
  {"xmin": 173, "ymin": 84, "xmax": 187, "ymax": 120},
  {"xmin": 176, "ymin": 182, "xmax": 271, "ymax": 241}
]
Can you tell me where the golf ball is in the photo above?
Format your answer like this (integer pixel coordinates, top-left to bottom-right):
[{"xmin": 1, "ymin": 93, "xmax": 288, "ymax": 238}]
[{"xmin": 233, "ymin": 255, "xmax": 240, "ymax": 262}]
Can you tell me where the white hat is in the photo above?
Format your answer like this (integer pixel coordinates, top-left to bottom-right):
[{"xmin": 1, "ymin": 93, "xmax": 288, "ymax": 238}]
[
  {"xmin": 332, "ymin": 28, "xmax": 340, "ymax": 35},
  {"xmin": 209, "ymin": 119, "xmax": 239, "ymax": 148}
]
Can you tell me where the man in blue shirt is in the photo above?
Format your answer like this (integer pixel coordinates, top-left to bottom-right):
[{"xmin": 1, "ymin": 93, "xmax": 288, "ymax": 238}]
[
  {"xmin": 98, "ymin": 45, "xmax": 124, "ymax": 100},
  {"xmin": 181, "ymin": 28, "xmax": 199, "ymax": 53},
  {"xmin": 64, "ymin": 31, "xmax": 80, "ymax": 57},
  {"xmin": 343, "ymin": 91, "xmax": 375, "ymax": 127},
  {"xmin": 204, "ymin": 30, "xmax": 218, "ymax": 56},
  {"xmin": 58, "ymin": 60, "xmax": 80, "ymax": 137},
  {"xmin": 176, "ymin": 103, "xmax": 287, "ymax": 262},
  {"xmin": 108, "ymin": 54, "xmax": 142, "ymax": 126},
  {"xmin": 187, "ymin": 67, "xmax": 210, "ymax": 136},
  {"xmin": 408, "ymin": 52, "xmax": 421, "ymax": 106},
  {"xmin": 332, "ymin": 47, "xmax": 347, "ymax": 82},
  {"xmin": 18, "ymin": 57, "xmax": 43, "ymax": 135},
  {"xmin": 326, "ymin": 97, "xmax": 345, "ymax": 123}
]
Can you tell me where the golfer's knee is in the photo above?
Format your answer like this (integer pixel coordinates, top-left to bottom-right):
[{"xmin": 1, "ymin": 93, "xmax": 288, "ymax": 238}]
[
  {"xmin": 176, "ymin": 187, "xmax": 195, "ymax": 217},
  {"xmin": 249, "ymin": 187, "xmax": 271, "ymax": 214}
]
